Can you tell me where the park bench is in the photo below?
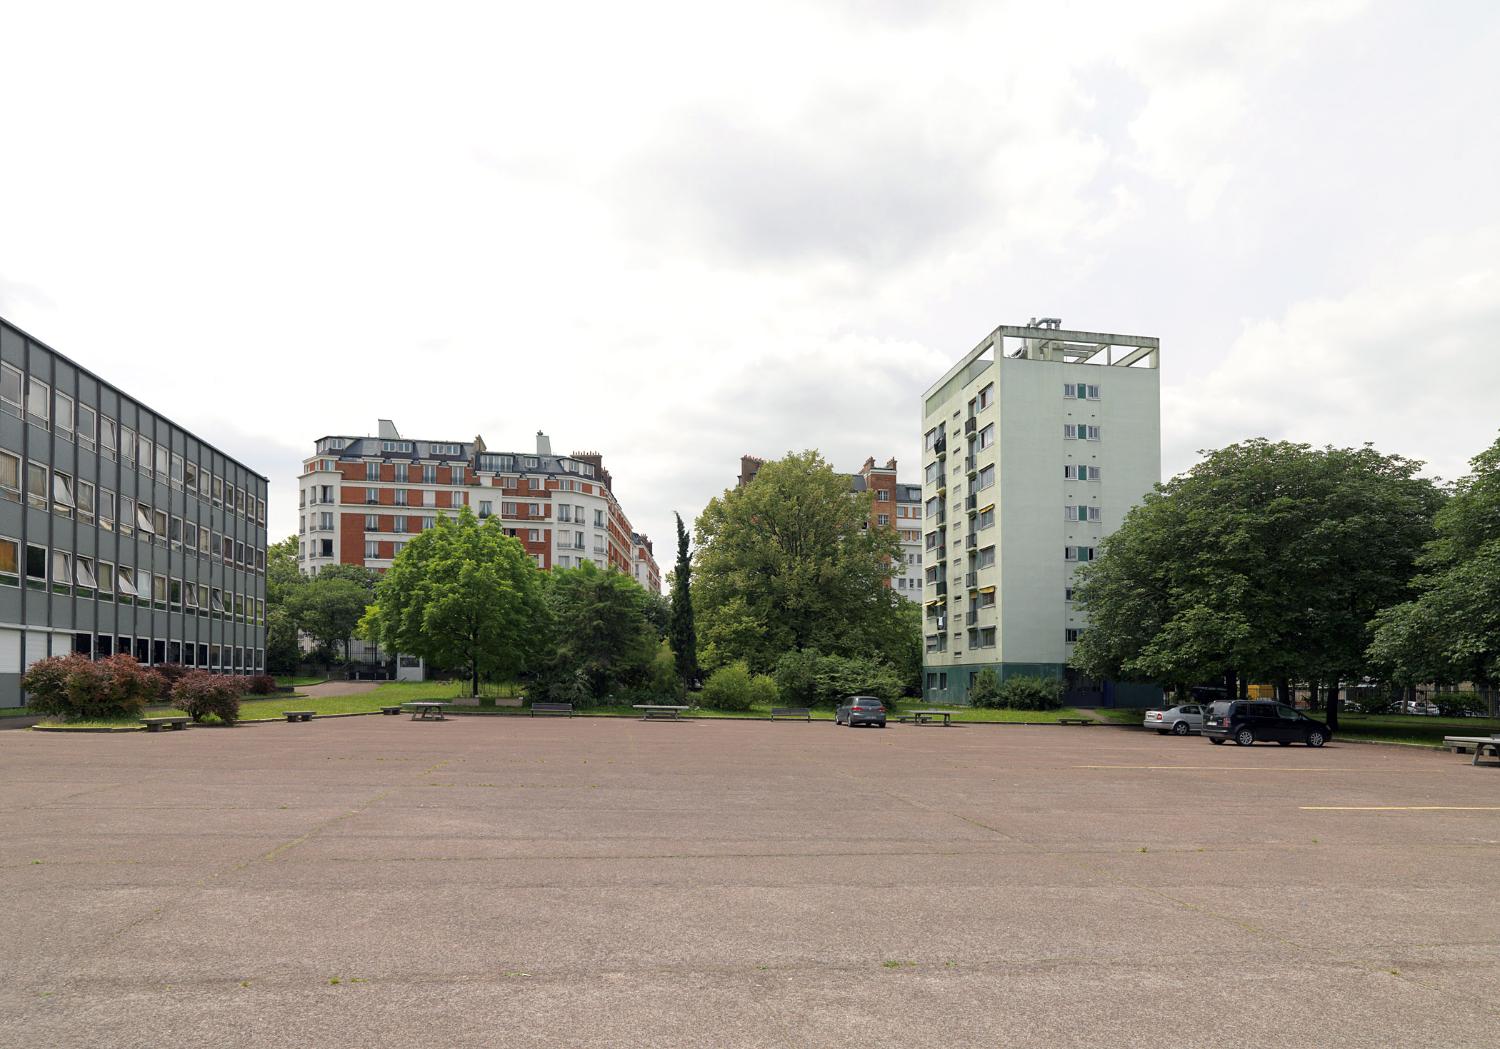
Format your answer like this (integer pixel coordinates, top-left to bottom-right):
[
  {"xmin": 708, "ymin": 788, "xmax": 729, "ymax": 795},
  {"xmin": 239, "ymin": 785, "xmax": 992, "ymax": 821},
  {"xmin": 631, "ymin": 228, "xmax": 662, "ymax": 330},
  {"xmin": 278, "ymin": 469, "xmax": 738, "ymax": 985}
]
[
  {"xmin": 406, "ymin": 702, "xmax": 446, "ymax": 721},
  {"xmin": 632, "ymin": 704, "xmax": 689, "ymax": 721},
  {"xmin": 380, "ymin": 706, "xmax": 402, "ymax": 715},
  {"xmin": 911, "ymin": 710, "xmax": 954, "ymax": 727},
  {"xmin": 769, "ymin": 707, "xmax": 811, "ymax": 721},
  {"xmin": 531, "ymin": 702, "xmax": 574, "ymax": 717},
  {"xmin": 1057, "ymin": 718, "xmax": 1094, "ymax": 726},
  {"xmin": 1443, "ymin": 735, "xmax": 1500, "ymax": 767},
  {"xmin": 140, "ymin": 716, "xmax": 190, "ymax": 732},
  {"xmin": 283, "ymin": 711, "xmax": 315, "ymax": 723}
]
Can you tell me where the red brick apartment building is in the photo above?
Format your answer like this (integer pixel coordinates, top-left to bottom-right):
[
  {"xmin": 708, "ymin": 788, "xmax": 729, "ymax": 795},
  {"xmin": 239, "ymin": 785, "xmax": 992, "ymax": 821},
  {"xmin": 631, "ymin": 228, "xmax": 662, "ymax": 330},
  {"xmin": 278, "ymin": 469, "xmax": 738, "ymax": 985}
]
[{"xmin": 299, "ymin": 422, "xmax": 659, "ymax": 593}]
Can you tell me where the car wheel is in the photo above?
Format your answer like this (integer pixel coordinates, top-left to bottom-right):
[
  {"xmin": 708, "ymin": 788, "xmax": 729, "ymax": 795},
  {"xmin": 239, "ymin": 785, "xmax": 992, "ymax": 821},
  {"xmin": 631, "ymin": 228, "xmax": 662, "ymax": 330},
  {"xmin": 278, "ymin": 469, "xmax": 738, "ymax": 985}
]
[
  {"xmin": 1156, "ymin": 729, "xmax": 1168, "ymax": 735},
  {"xmin": 1172, "ymin": 722, "xmax": 1190, "ymax": 736},
  {"xmin": 1234, "ymin": 728, "xmax": 1255, "ymax": 747},
  {"xmin": 1209, "ymin": 738, "xmax": 1225, "ymax": 745},
  {"xmin": 1306, "ymin": 731, "xmax": 1326, "ymax": 748},
  {"xmin": 878, "ymin": 722, "xmax": 887, "ymax": 728}
]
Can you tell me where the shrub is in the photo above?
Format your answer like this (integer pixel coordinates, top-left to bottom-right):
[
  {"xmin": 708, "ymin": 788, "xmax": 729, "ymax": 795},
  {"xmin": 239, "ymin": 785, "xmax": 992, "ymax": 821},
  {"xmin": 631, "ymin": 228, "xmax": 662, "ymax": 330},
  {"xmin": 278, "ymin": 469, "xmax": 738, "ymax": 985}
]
[
  {"xmin": 154, "ymin": 663, "xmax": 190, "ymax": 689},
  {"xmin": 700, "ymin": 662, "xmax": 757, "ymax": 710},
  {"xmin": 996, "ymin": 675, "xmax": 1063, "ymax": 711},
  {"xmin": 1433, "ymin": 692, "xmax": 1486, "ymax": 717},
  {"xmin": 22, "ymin": 654, "xmax": 156, "ymax": 721},
  {"xmin": 245, "ymin": 674, "xmax": 279, "ymax": 695},
  {"xmin": 172, "ymin": 672, "xmax": 241, "ymax": 725},
  {"xmin": 773, "ymin": 649, "xmax": 823, "ymax": 707},
  {"xmin": 646, "ymin": 641, "xmax": 686, "ymax": 702},
  {"xmin": 774, "ymin": 650, "xmax": 904, "ymax": 709},
  {"xmin": 1348, "ymin": 691, "xmax": 1399, "ymax": 715},
  {"xmin": 545, "ymin": 667, "xmax": 593, "ymax": 708},
  {"xmin": 968, "ymin": 668, "xmax": 1002, "ymax": 708},
  {"xmin": 750, "ymin": 672, "xmax": 778, "ymax": 708}
]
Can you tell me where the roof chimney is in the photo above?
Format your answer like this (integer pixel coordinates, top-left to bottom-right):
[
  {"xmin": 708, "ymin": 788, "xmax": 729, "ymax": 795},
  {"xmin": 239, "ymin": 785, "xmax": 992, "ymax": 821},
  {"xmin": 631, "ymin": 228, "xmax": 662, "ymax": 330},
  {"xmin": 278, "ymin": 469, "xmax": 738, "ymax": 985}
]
[{"xmin": 535, "ymin": 430, "xmax": 552, "ymax": 456}]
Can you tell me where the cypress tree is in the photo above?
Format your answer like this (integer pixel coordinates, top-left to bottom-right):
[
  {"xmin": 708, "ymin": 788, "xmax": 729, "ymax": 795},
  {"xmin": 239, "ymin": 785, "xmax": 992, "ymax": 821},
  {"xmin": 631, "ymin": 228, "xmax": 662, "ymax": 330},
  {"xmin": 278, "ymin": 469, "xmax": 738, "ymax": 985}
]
[{"xmin": 668, "ymin": 512, "xmax": 699, "ymax": 687}]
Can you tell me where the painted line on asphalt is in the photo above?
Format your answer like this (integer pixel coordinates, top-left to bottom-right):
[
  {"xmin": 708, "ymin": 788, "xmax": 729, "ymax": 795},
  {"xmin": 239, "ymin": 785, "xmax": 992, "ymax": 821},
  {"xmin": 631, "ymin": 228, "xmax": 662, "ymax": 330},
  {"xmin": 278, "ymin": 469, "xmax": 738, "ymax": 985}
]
[
  {"xmin": 1074, "ymin": 765, "xmax": 1375, "ymax": 772},
  {"xmin": 1296, "ymin": 810, "xmax": 1500, "ymax": 816}
]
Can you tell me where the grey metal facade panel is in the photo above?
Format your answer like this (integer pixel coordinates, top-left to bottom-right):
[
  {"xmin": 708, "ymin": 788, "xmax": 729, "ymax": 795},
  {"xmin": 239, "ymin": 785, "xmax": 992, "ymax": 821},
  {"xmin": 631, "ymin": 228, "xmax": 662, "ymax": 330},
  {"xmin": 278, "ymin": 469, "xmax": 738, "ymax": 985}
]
[{"xmin": 0, "ymin": 316, "xmax": 269, "ymax": 705}]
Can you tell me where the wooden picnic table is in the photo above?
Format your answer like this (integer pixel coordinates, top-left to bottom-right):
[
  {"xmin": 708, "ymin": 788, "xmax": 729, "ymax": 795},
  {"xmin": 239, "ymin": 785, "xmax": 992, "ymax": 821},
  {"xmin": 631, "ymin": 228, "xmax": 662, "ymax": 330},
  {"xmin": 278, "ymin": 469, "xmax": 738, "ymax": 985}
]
[
  {"xmin": 407, "ymin": 702, "xmax": 446, "ymax": 721},
  {"xmin": 911, "ymin": 709, "xmax": 955, "ymax": 727},
  {"xmin": 632, "ymin": 704, "xmax": 689, "ymax": 721}
]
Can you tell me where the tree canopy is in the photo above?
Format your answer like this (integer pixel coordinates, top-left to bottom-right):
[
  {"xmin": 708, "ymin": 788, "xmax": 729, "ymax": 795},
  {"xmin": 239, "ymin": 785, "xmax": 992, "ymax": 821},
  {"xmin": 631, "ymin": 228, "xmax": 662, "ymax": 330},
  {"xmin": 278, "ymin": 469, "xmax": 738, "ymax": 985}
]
[
  {"xmin": 361, "ymin": 506, "xmax": 543, "ymax": 695},
  {"xmin": 1368, "ymin": 432, "xmax": 1500, "ymax": 690},
  {"xmin": 693, "ymin": 451, "xmax": 905, "ymax": 673},
  {"xmin": 1070, "ymin": 439, "xmax": 1442, "ymax": 724},
  {"xmin": 537, "ymin": 560, "xmax": 659, "ymax": 701}
]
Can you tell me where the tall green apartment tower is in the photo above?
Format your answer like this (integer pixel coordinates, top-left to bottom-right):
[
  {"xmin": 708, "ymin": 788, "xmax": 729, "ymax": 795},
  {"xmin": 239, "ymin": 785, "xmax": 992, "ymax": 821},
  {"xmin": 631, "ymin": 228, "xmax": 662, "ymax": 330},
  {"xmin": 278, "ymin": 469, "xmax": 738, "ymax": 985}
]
[{"xmin": 919, "ymin": 320, "xmax": 1160, "ymax": 707}]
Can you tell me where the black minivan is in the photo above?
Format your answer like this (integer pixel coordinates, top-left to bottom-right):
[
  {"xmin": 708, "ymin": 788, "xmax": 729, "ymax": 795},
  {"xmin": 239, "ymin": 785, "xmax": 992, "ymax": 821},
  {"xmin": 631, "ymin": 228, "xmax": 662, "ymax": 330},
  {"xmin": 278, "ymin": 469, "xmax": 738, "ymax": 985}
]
[{"xmin": 1203, "ymin": 701, "xmax": 1331, "ymax": 748}]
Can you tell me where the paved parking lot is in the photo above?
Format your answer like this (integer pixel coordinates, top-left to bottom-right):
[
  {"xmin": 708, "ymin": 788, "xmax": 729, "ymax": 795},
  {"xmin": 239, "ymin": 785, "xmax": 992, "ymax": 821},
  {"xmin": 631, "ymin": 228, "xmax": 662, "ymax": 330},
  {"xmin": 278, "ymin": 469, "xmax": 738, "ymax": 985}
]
[{"xmin": 2, "ymin": 716, "xmax": 1497, "ymax": 1048}]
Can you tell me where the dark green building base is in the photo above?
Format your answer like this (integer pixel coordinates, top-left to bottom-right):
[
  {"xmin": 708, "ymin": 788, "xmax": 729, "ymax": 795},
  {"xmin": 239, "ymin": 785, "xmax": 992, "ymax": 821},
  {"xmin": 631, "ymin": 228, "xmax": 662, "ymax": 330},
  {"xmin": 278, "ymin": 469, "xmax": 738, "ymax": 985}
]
[{"xmin": 921, "ymin": 660, "xmax": 1162, "ymax": 708}]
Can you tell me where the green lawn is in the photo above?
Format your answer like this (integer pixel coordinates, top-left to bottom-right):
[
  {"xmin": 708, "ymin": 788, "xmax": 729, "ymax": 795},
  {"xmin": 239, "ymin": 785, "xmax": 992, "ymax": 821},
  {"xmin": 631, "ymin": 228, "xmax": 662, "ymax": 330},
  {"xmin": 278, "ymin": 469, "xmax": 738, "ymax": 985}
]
[
  {"xmin": 275, "ymin": 675, "xmax": 327, "ymax": 688},
  {"xmin": 1329, "ymin": 712, "xmax": 1500, "ymax": 747}
]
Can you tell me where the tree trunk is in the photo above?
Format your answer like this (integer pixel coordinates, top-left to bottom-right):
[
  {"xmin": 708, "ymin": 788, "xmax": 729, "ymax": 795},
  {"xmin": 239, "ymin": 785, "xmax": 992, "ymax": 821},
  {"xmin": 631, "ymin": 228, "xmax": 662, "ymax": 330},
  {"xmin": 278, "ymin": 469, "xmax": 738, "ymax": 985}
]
[
  {"xmin": 1224, "ymin": 669, "xmax": 1237, "ymax": 700},
  {"xmin": 1325, "ymin": 680, "xmax": 1340, "ymax": 732},
  {"xmin": 1307, "ymin": 681, "xmax": 1319, "ymax": 713},
  {"xmin": 1238, "ymin": 675, "xmax": 1249, "ymax": 701},
  {"xmin": 471, "ymin": 657, "xmax": 480, "ymax": 700},
  {"xmin": 1276, "ymin": 678, "xmax": 1290, "ymax": 705}
]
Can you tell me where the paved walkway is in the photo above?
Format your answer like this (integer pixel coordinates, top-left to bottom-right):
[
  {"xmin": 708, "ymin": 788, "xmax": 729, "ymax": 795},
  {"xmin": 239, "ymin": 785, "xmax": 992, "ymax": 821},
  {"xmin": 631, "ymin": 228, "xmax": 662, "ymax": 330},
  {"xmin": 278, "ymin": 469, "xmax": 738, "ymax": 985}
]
[{"xmin": 3, "ymin": 719, "xmax": 1497, "ymax": 1047}]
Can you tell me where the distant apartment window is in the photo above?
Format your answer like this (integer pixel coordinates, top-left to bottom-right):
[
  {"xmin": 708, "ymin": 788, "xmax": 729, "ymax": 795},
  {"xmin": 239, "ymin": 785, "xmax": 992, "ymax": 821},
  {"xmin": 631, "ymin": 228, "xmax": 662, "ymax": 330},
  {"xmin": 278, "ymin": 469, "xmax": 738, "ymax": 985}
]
[
  {"xmin": 138, "ymin": 435, "xmax": 153, "ymax": 472},
  {"xmin": 421, "ymin": 465, "xmax": 436, "ymax": 484},
  {"xmin": 876, "ymin": 489, "xmax": 890, "ymax": 502},
  {"xmin": 1065, "ymin": 545, "xmax": 1096, "ymax": 562},
  {"xmin": 98, "ymin": 415, "xmax": 117, "ymax": 457},
  {"xmin": 71, "ymin": 555, "xmax": 97, "ymax": 590},
  {"xmin": 0, "ymin": 451, "xmax": 18, "ymax": 501},
  {"xmin": 1065, "ymin": 628, "xmax": 1081, "ymax": 643},
  {"xmin": 154, "ymin": 509, "xmax": 168, "ymax": 536},
  {"xmin": 451, "ymin": 465, "xmax": 465, "ymax": 484},
  {"xmin": 1065, "ymin": 587, "xmax": 1075, "ymax": 601},
  {"xmin": 528, "ymin": 528, "xmax": 539, "ymax": 542},
  {"xmin": 423, "ymin": 490, "xmax": 436, "ymax": 507},
  {"xmin": 1063, "ymin": 424, "xmax": 1101, "ymax": 441},
  {"xmin": 877, "ymin": 514, "xmax": 890, "ymax": 526},
  {"xmin": 135, "ymin": 503, "xmax": 155, "ymax": 534},
  {"xmin": 27, "ymin": 377, "xmax": 49, "ymax": 424},
  {"xmin": 365, "ymin": 541, "xmax": 379, "ymax": 559},
  {"xmin": 78, "ymin": 480, "xmax": 95, "ymax": 524},
  {"xmin": 48, "ymin": 471, "xmax": 75, "ymax": 517},
  {"xmin": 528, "ymin": 477, "xmax": 540, "ymax": 490},
  {"xmin": 977, "ymin": 383, "xmax": 993, "ymax": 410},
  {"xmin": 121, "ymin": 425, "xmax": 137, "ymax": 465},
  {"xmin": 392, "ymin": 516, "xmax": 406, "ymax": 533},
  {"xmin": 501, "ymin": 501, "xmax": 517, "ymax": 515},
  {"xmin": 1064, "ymin": 383, "xmax": 1100, "ymax": 400},
  {"xmin": 1063, "ymin": 464, "xmax": 1102, "ymax": 481},
  {"xmin": 366, "ymin": 461, "xmax": 380, "ymax": 481},
  {"xmin": 976, "ymin": 507, "xmax": 995, "ymax": 530},
  {"xmin": 529, "ymin": 502, "xmax": 541, "ymax": 516},
  {"xmin": 0, "ymin": 364, "xmax": 21, "ymax": 417},
  {"xmin": 212, "ymin": 588, "xmax": 225, "ymax": 613},
  {"xmin": 977, "ymin": 465, "xmax": 995, "ymax": 490},
  {"xmin": 26, "ymin": 463, "xmax": 46, "ymax": 510},
  {"xmin": 479, "ymin": 500, "xmax": 493, "ymax": 518},
  {"xmin": 978, "ymin": 423, "xmax": 995, "ymax": 449},
  {"xmin": 0, "ymin": 536, "xmax": 18, "ymax": 586},
  {"xmin": 977, "ymin": 545, "xmax": 996, "ymax": 569},
  {"xmin": 154, "ymin": 444, "xmax": 168, "ymax": 476},
  {"xmin": 557, "ymin": 505, "xmax": 571, "ymax": 523},
  {"xmin": 212, "ymin": 475, "xmax": 223, "ymax": 504},
  {"xmin": 365, "ymin": 514, "xmax": 379, "ymax": 530},
  {"xmin": 394, "ymin": 489, "xmax": 408, "ymax": 506},
  {"xmin": 1064, "ymin": 505, "xmax": 1101, "ymax": 523},
  {"xmin": 977, "ymin": 591, "xmax": 996, "ymax": 609}
]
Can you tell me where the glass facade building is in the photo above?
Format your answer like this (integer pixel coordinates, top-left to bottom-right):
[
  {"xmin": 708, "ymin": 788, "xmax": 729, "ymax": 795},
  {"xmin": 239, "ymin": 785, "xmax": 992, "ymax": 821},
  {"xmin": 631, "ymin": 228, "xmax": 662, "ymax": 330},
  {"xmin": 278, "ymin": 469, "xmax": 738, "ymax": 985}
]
[{"xmin": 0, "ymin": 317, "xmax": 268, "ymax": 706}]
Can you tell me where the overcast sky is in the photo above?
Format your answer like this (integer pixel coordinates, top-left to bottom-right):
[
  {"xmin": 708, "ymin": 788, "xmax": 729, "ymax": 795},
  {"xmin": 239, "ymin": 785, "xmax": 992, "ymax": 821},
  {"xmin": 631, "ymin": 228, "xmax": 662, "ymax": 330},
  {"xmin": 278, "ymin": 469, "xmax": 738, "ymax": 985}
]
[{"xmin": 1, "ymin": 0, "xmax": 1496, "ymax": 561}]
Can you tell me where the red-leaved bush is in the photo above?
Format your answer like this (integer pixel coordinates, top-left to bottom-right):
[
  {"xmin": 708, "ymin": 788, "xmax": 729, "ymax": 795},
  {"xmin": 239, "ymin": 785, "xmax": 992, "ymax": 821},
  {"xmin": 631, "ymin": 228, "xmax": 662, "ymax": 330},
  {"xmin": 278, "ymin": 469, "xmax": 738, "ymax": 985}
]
[
  {"xmin": 22, "ymin": 653, "xmax": 158, "ymax": 720},
  {"xmin": 172, "ymin": 671, "xmax": 241, "ymax": 726},
  {"xmin": 245, "ymin": 674, "xmax": 278, "ymax": 695}
]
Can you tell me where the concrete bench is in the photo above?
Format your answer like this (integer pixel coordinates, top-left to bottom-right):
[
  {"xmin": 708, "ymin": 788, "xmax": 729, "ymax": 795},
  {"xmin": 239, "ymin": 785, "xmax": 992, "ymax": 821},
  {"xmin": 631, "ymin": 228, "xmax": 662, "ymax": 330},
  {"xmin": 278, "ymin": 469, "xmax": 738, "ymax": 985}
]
[
  {"xmin": 769, "ymin": 707, "xmax": 811, "ymax": 721},
  {"xmin": 632, "ymin": 704, "xmax": 689, "ymax": 721},
  {"xmin": 282, "ymin": 711, "xmax": 315, "ymax": 723},
  {"xmin": 380, "ymin": 706, "xmax": 402, "ymax": 715},
  {"xmin": 1444, "ymin": 735, "xmax": 1500, "ymax": 766},
  {"xmin": 407, "ymin": 702, "xmax": 446, "ymax": 721},
  {"xmin": 1057, "ymin": 718, "xmax": 1094, "ymax": 726},
  {"xmin": 531, "ymin": 702, "xmax": 574, "ymax": 717},
  {"xmin": 141, "ymin": 716, "xmax": 190, "ymax": 732}
]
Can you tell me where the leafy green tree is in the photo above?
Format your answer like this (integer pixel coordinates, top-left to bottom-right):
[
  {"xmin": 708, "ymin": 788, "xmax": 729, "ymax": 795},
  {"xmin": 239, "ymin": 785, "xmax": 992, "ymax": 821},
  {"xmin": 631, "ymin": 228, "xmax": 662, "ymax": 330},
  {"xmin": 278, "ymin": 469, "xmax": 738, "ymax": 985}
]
[
  {"xmin": 288, "ymin": 574, "xmax": 372, "ymax": 667},
  {"xmin": 1369, "ymin": 433, "xmax": 1500, "ymax": 708},
  {"xmin": 771, "ymin": 649, "xmax": 905, "ymax": 708},
  {"xmin": 539, "ymin": 560, "xmax": 658, "ymax": 701},
  {"xmin": 363, "ymin": 506, "xmax": 543, "ymax": 697},
  {"xmin": 265, "ymin": 536, "xmax": 305, "ymax": 674},
  {"xmin": 695, "ymin": 451, "xmax": 904, "ymax": 672},
  {"xmin": 668, "ymin": 512, "xmax": 699, "ymax": 687},
  {"xmin": 1071, "ymin": 439, "xmax": 1441, "ymax": 729}
]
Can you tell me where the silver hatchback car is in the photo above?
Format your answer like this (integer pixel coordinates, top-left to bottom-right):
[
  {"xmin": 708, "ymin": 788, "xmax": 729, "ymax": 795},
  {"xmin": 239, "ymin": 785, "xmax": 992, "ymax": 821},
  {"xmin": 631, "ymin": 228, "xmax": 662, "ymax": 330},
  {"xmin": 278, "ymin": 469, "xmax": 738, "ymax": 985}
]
[{"xmin": 1143, "ymin": 704, "xmax": 1205, "ymax": 735}]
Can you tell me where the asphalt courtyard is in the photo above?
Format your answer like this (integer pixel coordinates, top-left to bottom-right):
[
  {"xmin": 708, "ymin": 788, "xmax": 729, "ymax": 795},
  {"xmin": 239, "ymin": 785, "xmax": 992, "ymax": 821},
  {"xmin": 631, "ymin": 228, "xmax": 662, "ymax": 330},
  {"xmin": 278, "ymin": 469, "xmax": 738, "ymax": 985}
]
[{"xmin": 3, "ymin": 717, "xmax": 1497, "ymax": 1048}]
